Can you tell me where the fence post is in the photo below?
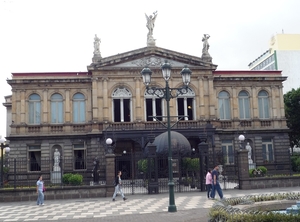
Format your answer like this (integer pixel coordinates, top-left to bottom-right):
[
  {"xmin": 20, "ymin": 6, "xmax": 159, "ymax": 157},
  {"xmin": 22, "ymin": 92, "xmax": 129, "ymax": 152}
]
[
  {"xmin": 14, "ymin": 158, "xmax": 16, "ymax": 190},
  {"xmin": 237, "ymin": 150, "xmax": 251, "ymax": 189},
  {"xmin": 105, "ymin": 154, "xmax": 115, "ymax": 197}
]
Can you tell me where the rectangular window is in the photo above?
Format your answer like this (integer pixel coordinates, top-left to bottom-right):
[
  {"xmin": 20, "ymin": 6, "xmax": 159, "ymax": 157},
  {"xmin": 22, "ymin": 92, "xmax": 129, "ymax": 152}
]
[
  {"xmin": 155, "ymin": 99, "xmax": 162, "ymax": 121},
  {"xmin": 177, "ymin": 98, "xmax": 184, "ymax": 119},
  {"xmin": 28, "ymin": 145, "xmax": 41, "ymax": 171},
  {"xmin": 262, "ymin": 139, "xmax": 274, "ymax": 163},
  {"xmin": 74, "ymin": 144, "xmax": 86, "ymax": 170},
  {"xmin": 146, "ymin": 98, "xmax": 153, "ymax": 121},
  {"xmin": 123, "ymin": 99, "xmax": 131, "ymax": 122},
  {"xmin": 221, "ymin": 140, "xmax": 234, "ymax": 164},
  {"xmin": 51, "ymin": 101, "xmax": 63, "ymax": 123},
  {"xmin": 29, "ymin": 102, "xmax": 41, "ymax": 124}
]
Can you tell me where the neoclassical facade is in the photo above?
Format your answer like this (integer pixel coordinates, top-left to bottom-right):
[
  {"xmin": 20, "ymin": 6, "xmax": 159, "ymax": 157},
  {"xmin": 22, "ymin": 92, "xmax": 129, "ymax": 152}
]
[{"xmin": 4, "ymin": 41, "xmax": 289, "ymax": 176}]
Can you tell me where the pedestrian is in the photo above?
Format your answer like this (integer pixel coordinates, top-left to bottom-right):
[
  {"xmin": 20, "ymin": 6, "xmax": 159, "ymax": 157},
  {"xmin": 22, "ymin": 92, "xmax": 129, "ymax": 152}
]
[
  {"xmin": 36, "ymin": 175, "xmax": 45, "ymax": 206},
  {"xmin": 205, "ymin": 169, "xmax": 212, "ymax": 199},
  {"xmin": 112, "ymin": 171, "xmax": 127, "ymax": 201},
  {"xmin": 210, "ymin": 165, "xmax": 224, "ymax": 200}
]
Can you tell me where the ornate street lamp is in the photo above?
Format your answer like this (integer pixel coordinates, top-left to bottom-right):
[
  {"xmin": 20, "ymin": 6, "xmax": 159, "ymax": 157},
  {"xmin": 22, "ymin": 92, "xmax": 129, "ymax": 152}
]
[
  {"xmin": 141, "ymin": 60, "xmax": 192, "ymax": 213},
  {"xmin": 106, "ymin": 138, "xmax": 113, "ymax": 154},
  {"xmin": 238, "ymin": 134, "xmax": 245, "ymax": 149},
  {"xmin": 0, "ymin": 137, "xmax": 10, "ymax": 188}
]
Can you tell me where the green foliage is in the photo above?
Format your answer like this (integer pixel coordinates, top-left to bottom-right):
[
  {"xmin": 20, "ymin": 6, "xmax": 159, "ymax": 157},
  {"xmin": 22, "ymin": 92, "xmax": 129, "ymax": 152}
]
[
  {"xmin": 68, "ymin": 174, "xmax": 83, "ymax": 185},
  {"xmin": 291, "ymin": 154, "xmax": 300, "ymax": 172},
  {"xmin": 257, "ymin": 166, "xmax": 267, "ymax": 175},
  {"xmin": 62, "ymin": 173, "xmax": 73, "ymax": 184},
  {"xmin": 137, "ymin": 159, "xmax": 154, "ymax": 174},
  {"xmin": 249, "ymin": 168, "xmax": 255, "ymax": 177},
  {"xmin": 3, "ymin": 166, "xmax": 9, "ymax": 174},
  {"xmin": 284, "ymin": 87, "xmax": 300, "ymax": 147},
  {"xmin": 182, "ymin": 158, "xmax": 199, "ymax": 171},
  {"xmin": 63, "ymin": 173, "xmax": 83, "ymax": 185}
]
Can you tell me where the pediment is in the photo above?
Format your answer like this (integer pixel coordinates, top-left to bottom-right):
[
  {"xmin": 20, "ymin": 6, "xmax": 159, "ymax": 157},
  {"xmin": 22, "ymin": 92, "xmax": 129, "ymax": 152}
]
[{"xmin": 87, "ymin": 46, "xmax": 217, "ymax": 71}]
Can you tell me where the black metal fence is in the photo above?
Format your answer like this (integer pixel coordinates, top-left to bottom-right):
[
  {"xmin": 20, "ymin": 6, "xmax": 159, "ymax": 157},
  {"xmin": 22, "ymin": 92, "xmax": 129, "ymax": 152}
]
[
  {"xmin": 1, "ymin": 156, "xmax": 106, "ymax": 189},
  {"xmin": 115, "ymin": 151, "xmax": 240, "ymax": 195}
]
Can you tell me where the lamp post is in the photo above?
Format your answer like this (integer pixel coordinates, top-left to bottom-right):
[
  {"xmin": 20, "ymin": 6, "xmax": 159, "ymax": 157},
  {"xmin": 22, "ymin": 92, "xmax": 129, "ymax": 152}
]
[
  {"xmin": 238, "ymin": 134, "xmax": 245, "ymax": 149},
  {"xmin": 106, "ymin": 138, "xmax": 113, "ymax": 154},
  {"xmin": 0, "ymin": 137, "xmax": 10, "ymax": 188},
  {"xmin": 141, "ymin": 60, "xmax": 192, "ymax": 213}
]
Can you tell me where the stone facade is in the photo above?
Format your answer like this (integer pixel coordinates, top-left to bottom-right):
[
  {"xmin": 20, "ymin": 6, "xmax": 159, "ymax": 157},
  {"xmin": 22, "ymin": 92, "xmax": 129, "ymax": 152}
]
[{"xmin": 3, "ymin": 45, "xmax": 290, "ymax": 182}]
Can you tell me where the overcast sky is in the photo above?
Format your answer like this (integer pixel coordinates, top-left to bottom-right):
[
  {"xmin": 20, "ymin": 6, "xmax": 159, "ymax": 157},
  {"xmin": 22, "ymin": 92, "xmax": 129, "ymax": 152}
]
[{"xmin": 1, "ymin": 0, "xmax": 300, "ymax": 139}]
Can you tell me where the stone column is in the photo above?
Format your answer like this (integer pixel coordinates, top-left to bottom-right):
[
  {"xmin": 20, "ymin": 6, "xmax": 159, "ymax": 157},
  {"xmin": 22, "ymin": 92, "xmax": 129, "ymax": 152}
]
[
  {"xmin": 237, "ymin": 150, "xmax": 251, "ymax": 189},
  {"xmin": 102, "ymin": 78, "xmax": 109, "ymax": 121},
  {"xmin": 135, "ymin": 77, "xmax": 142, "ymax": 121},
  {"xmin": 105, "ymin": 154, "xmax": 116, "ymax": 197},
  {"xmin": 65, "ymin": 89, "xmax": 70, "ymax": 123},
  {"xmin": 92, "ymin": 77, "xmax": 98, "ymax": 121}
]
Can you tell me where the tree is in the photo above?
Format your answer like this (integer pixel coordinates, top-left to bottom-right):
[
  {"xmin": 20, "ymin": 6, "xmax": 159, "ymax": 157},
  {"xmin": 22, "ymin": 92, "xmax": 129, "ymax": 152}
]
[{"xmin": 284, "ymin": 87, "xmax": 300, "ymax": 147}]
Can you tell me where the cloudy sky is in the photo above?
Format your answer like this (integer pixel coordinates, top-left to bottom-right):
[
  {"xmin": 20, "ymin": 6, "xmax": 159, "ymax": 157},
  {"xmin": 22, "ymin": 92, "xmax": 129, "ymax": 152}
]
[{"xmin": 0, "ymin": 0, "xmax": 300, "ymax": 138}]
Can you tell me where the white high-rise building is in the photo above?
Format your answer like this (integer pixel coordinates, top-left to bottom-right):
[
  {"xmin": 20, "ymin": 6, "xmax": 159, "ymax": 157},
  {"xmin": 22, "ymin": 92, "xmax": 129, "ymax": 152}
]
[{"xmin": 248, "ymin": 34, "xmax": 300, "ymax": 93}]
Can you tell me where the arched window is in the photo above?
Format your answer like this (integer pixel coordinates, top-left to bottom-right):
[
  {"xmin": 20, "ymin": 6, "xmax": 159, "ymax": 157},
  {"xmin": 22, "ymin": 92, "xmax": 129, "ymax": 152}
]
[
  {"xmin": 112, "ymin": 87, "xmax": 132, "ymax": 122},
  {"xmin": 177, "ymin": 88, "xmax": 195, "ymax": 120},
  {"xmin": 144, "ymin": 90, "xmax": 163, "ymax": 121},
  {"xmin": 73, "ymin": 93, "xmax": 86, "ymax": 123},
  {"xmin": 51, "ymin": 93, "xmax": 63, "ymax": 123},
  {"xmin": 218, "ymin": 91, "xmax": 231, "ymax": 120},
  {"xmin": 258, "ymin": 90, "xmax": 270, "ymax": 119},
  {"xmin": 29, "ymin": 93, "xmax": 41, "ymax": 124},
  {"xmin": 238, "ymin": 91, "xmax": 250, "ymax": 119}
]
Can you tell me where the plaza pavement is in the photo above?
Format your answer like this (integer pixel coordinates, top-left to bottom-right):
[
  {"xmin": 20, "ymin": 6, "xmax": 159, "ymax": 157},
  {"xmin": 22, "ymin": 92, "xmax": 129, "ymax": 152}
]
[{"xmin": 0, "ymin": 187, "xmax": 300, "ymax": 222}]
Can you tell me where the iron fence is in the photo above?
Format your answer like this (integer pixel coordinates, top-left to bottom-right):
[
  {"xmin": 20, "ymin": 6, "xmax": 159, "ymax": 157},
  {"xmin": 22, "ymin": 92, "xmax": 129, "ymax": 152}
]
[{"xmin": 1, "ymin": 156, "xmax": 106, "ymax": 189}]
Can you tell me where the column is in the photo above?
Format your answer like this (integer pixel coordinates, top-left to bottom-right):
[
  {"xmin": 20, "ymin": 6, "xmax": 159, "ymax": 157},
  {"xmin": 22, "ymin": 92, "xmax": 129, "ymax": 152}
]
[
  {"xmin": 135, "ymin": 77, "xmax": 142, "ymax": 121},
  {"xmin": 120, "ymin": 99, "xmax": 124, "ymax": 122},
  {"xmin": 152, "ymin": 98, "xmax": 156, "ymax": 121},
  {"xmin": 20, "ymin": 90, "xmax": 25, "ymax": 124},
  {"xmin": 92, "ymin": 77, "xmax": 98, "ymax": 121},
  {"xmin": 184, "ymin": 97, "xmax": 188, "ymax": 120},
  {"xmin": 251, "ymin": 86, "xmax": 258, "ymax": 118},
  {"xmin": 65, "ymin": 89, "xmax": 70, "ymax": 123},
  {"xmin": 102, "ymin": 78, "xmax": 109, "ymax": 121},
  {"xmin": 198, "ymin": 77, "xmax": 205, "ymax": 119},
  {"xmin": 208, "ymin": 77, "xmax": 215, "ymax": 117},
  {"xmin": 237, "ymin": 150, "xmax": 251, "ymax": 189},
  {"xmin": 232, "ymin": 87, "xmax": 238, "ymax": 118},
  {"xmin": 105, "ymin": 154, "xmax": 116, "ymax": 197},
  {"xmin": 42, "ymin": 89, "xmax": 48, "ymax": 124}
]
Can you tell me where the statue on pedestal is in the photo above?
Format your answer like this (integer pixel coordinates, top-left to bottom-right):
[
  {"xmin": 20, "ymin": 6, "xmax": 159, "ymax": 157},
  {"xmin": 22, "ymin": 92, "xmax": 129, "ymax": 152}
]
[
  {"xmin": 245, "ymin": 142, "xmax": 253, "ymax": 164},
  {"xmin": 53, "ymin": 148, "xmax": 61, "ymax": 171},
  {"xmin": 93, "ymin": 34, "xmax": 101, "ymax": 55},
  {"xmin": 202, "ymin": 34, "xmax": 210, "ymax": 54},
  {"xmin": 145, "ymin": 11, "xmax": 157, "ymax": 46}
]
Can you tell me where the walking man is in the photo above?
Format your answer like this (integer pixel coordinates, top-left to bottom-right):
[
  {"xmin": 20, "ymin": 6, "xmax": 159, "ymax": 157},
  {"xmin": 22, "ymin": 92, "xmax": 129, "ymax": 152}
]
[
  {"xmin": 112, "ymin": 171, "xmax": 127, "ymax": 201},
  {"xmin": 210, "ymin": 165, "xmax": 223, "ymax": 200}
]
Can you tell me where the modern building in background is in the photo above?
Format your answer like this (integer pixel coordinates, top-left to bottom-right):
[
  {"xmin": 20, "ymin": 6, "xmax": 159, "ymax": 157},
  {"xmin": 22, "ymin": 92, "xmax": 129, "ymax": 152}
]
[
  {"xmin": 248, "ymin": 34, "xmax": 300, "ymax": 94},
  {"xmin": 2, "ymin": 16, "xmax": 291, "ymax": 185}
]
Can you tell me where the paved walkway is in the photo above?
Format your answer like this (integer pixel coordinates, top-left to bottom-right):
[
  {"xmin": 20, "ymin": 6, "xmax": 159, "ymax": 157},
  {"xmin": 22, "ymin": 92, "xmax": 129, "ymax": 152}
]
[{"xmin": 0, "ymin": 187, "xmax": 300, "ymax": 222}]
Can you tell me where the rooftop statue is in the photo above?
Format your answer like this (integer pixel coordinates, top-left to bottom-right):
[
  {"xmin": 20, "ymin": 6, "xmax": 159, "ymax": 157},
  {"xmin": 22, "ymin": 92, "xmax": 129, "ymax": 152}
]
[
  {"xmin": 145, "ymin": 11, "xmax": 157, "ymax": 46},
  {"xmin": 202, "ymin": 34, "xmax": 210, "ymax": 54},
  {"xmin": 93, "ymin": 34, "xmax": 101, "ymax": 55}
]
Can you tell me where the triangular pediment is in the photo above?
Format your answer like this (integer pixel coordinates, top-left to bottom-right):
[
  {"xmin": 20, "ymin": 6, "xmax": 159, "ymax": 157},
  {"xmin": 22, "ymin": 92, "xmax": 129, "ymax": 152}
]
[{"xmin": 87, "ymin": 46, "xmax": 217, "ymax": 71}]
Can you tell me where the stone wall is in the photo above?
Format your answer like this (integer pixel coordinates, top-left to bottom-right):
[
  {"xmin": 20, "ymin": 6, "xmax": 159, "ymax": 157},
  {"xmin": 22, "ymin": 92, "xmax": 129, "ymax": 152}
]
[
  {"xmin": 0, "ymin": 185, "xmax": 108, "ymax": 202},
  {"xmin": 240, "ymin": 177, "xmax": 300, "ymax": 189}
]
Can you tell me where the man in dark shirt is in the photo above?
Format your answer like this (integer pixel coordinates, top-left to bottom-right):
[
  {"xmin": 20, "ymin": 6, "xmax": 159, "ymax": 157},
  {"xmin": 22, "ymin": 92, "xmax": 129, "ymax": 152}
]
[{"xmin": 210, "ymin": 165, "xmax": 223, "ymax": 199}]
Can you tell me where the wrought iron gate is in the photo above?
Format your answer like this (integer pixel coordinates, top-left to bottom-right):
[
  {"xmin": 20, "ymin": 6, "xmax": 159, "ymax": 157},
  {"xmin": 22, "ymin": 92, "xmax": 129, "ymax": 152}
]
[{"xmin": 115, "ymin": 150, "xmax": 239, "ymax": 195}]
